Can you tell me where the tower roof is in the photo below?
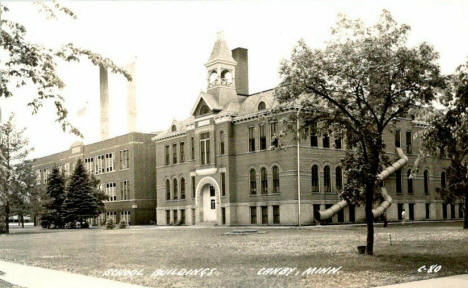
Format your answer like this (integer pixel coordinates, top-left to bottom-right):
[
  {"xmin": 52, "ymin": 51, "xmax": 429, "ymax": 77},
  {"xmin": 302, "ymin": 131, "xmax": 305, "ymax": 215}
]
[{"xmin": 206, "ymin": 31, "xmax": 236, "ymax": 66}]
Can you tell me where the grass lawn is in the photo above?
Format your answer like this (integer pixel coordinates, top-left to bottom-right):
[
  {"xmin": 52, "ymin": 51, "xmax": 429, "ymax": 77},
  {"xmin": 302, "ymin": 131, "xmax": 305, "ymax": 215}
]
[{"xmin": 0, "ymin": 222, "xmax": 467, "ymax": 288}]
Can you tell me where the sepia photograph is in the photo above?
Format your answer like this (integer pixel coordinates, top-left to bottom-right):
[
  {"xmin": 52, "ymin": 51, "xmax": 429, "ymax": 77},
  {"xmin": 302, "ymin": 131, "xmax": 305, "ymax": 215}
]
[{"xmin": 0, "ymin": 0, "xmax": 467, "ymax": 287}]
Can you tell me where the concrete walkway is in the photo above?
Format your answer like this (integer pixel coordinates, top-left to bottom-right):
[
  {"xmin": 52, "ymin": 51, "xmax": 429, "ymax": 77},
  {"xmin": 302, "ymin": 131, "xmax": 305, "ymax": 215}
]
[
  {"xmin": 0, "ymin": 260, "xmax": 148, "ymax": 288},
  {"xmin": 376, "ymin": 274, "xmax": 468, "ymax": 288}
]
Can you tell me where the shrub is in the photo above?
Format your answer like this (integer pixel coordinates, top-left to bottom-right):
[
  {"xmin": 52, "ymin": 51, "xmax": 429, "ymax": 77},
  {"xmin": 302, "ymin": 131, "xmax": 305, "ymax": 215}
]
[
  {"xmin": 106, "ymin": 219, "xmax": 115, "ymax": 229},
  {"xmin": 119, "ymin": 221, "xmax": 127, "ymax": 229},
  {"xmin": 81, "ymin": 222, "xmax": 89, "ymax": 229}
]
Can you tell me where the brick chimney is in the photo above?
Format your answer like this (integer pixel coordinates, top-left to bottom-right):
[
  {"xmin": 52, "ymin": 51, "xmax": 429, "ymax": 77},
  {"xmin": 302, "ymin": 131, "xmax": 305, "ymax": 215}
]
[{"xmin": 231, "ymin": 48, "xmax": 249, "ymax": 95}]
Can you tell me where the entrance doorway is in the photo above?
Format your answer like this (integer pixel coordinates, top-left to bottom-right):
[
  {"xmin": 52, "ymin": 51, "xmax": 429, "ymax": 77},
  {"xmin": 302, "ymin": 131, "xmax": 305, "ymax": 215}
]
[{"xmin": 202, "ymin": 185, "xmax": 217, "ymax": 222}]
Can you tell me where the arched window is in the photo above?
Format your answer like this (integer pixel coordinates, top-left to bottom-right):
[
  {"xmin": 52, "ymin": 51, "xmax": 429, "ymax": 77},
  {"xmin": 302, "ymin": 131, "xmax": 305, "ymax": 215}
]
[
  {"xmin": 221, "ymin": 70, "xmax": 232, "ymax": 84},
  {"xmin": 166, "ymin": 179, "xmax": 170, "ymax": 200},
  {"xmin": 180, "ymin": 178, "xmax": 185, "ymax": 200},
  {"xmin": 407, "ymin": 169, "xmax": 413, "ymax": 194},
  {"xmin": 272, "ymin": 166, "xmax": 280, "ymax": 193},
  {"xmin": 173, "ymin": 179, "xmax": 178, "ymax": 200},
  {"xmin": 171, "ymin": 125, "xmax": 177, "ymax": 132},
  {"xmin": 311, "ymin": 165, "xmax": 319, "ymax": 192},
  {"xmin": 199, "ymin": 104, "xmax": 210, "ymax": 115},
  {"xmin": 258, "ymin": 101, "xmax": 266, "ymax": 111},
  {"xmin": 335, "ymin": 166, "xmax": 343, "ymax": 191},
  {"xmin": 424, "ymin": 170, "xmax": 429, "ymax": 195},
  {"xmin": 441, "ymin": 171, "xmax": 446, "ymax": 189},
  {"xmin": 261, "ymin": 167, "xmax": 268, "ymax": 194},
  {"xmin": 249, "ymin": 169, "xmax": 257, "ymax": 195},
  {"xmin": 220, "ymin": 131, "xmax": 225, "ymax": 155},
  {"xmin": 324, "ymin": 166, "xmax": 331, "ymax": 192}
]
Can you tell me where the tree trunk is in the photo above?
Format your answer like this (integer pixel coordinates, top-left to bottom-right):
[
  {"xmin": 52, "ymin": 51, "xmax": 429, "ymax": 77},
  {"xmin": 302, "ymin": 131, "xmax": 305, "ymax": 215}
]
[
  {"xmin": 365, "ymin": 181, "xmax": 374, "ymax": 255},
  {"xmin": 20, "ymin": 214, "xmax": 24, "ymax": 228},
  {"xmin": 5, "ymin": 200, "xmax": 10, "ymax": 234},
  {"xmin": 464, "ymin": 192, "xmax": 467, "ymax": 229}
]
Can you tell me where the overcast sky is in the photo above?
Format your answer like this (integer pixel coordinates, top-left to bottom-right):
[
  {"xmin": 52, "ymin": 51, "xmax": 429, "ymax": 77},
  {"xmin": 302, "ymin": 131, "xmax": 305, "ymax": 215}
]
[{"xmin": 1, "ymin": 0, "xmax": 468, "ymax": 159}]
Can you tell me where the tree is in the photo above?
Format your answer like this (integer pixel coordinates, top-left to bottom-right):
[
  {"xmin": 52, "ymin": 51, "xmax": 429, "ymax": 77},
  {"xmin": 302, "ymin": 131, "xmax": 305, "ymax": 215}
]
[
  {"xmin": 9, "ymin": 159, "xmax": 38, "ymax": 228},
  {"xmin": 63, "ymin": 159, "xmax": 100, "ymax": 227},
  {"xmin": 421, "ymin": 61, "xmax": 468, "ymax": 228},
  {"xmin": 41, "ymin": 166, "xmax": 66, "ymax": 228},
  {"xmin": 0, "ymin": 1, "xmax": 131, "ymax": 136},
  {"xmin": 89, "ymin": 174, "xmax": 106, "ymax": 216},
  {"xmin": 0, "ymin": 114, "xmax": 31, "ymax": 234},
  {"xmin": 275, "ymin": 10, "xmax": 445, "ymax": 254}
]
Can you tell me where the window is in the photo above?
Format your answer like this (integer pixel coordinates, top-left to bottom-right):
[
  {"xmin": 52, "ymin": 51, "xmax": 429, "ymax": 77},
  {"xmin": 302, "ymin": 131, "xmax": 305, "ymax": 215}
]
[
  {"xmin": 106, "ymin": 182, "xmax": 116, "ymax": 201},
  {"xmin": 407, "ymin": 169, "xmax": 413, "ymax": 194},
  {"xmin": 324, "ymin": 166, "xmax": 331, "ymax": 192},
  {"xmin": 443, "ymin": 204, "xmax": 447, "ymax": 219},
  {"xmin": 200, "ymin": 132, "xmax": 210, "ymax": 165},
  {"xmin": 249, "ymin": 169, "xmax": 257, "ymax": 195},
  {"xmin": 259, "ymin": 124, "xmax": 266, "ymax": 150},
  {"xmin": 173, "ymin": 179, "xmax": 178, "ymax": 200},
  {"xmin": 210, "ymin": 199, "xmax": 216, "ymax": 210},
  {"xmin": 334, "ymin": 137, "xmax": 342, "ymax": 149},
  {"xmin": 191, "ymin": 137, "xmax": 195, "ymax": 160},
  {"xmin": 220, "ymin": 131, "xmax": 225, "ymax": 155},
  {"xmin": 210, "ymin": 186, "xmax": 215, "ymax": 197},
  {"xmin": 171, "ymin": 125, "xmax": 177, "ymax": 132},
  {"xmin": 270, "ymin": 122, "xmax": 278, "ymax": 148},
  {"xmin": 173, "ymin": 210, "xmax": 178, "ymax": 224},
  {"xmin": 424, "ymin": 170, "xmax": 429, "ymax": 195},
  {"xmin": 406, "ymin": 131, "xmax": 412, "ymax": 154},
  {"xmin": 248, "ymin": 127, "xmax": 255, "ymax": 152},
  {"xmin": 425, "ymin": 203, "xmax": 430, "ymax": 219},
  {"xmin": 272, "ymin": 166, "xmax": 280, "ymax": 193},
  {"xmin": 395, "ymin": 129, "xmax": 401, "ymax": 148},
  {"xmin": 441, "ymin": 171, "xmax": 446, "ymax": 189},
  {"xmin": 459, "ymin": 204, "xmax": 464, "ymax": 218},
  {"xmin": 258, "ymin": 101, "xmax": 266, "ymax": 111},
  {"xmin": 172, "ymin": 143, "xmax": 177, "ymax": 164},
  {"xmin": 397, "ymin": 204, "xmax": 403, "ymax": 220},
  {"xmin": 311, "ymin": 165, "xmax": 319, "ymax": 192},
  {"xmin": 166, "ymin": 179, "xmax": 170, "ymax": 200},
  {"xmin": 180, "ymin": 178, "xmax": 185, "ymax": 200},
  {"xmin": 250, "ymin": 206, "xmax": 257, "ymax": 224},
  {"xmin": 199, "ymin": 104, "xmax": 210, "ymax": 115},
  {"xmin": 120, "ymin": 211, "xmax": 130, "ymax": 225},
  {"xmin": 450, "ymin": 204, "xmax": 455, "ymax": 219},
  {"xmin": 165, "ymin": 145, "xmax": 170, "ymax": 165},
  {"xmin": 191, "ymin": 176, "xmax": 196, "ymax": 198},
  {"xmin": 107, "ymin": 211, "xmax": 117, "ymax": 223},
  {"xmin": 221, "ymin": 172, "xmax": 226, "ymax": 196},
  {"xmin": 349, "ymin": 205, "xmax": 355, "ymax": 222},
  {"xmin": 338, "ymin": 209, "xmax": 344, "ymax": 223},
  {"xmin": 261, "ymin": 206, "xmax": 268, "ymax": 224},
  {"xmin": 409, "ymin": 203, "xmax": 414, "ymax": 220},
  {"xmin": 180, "ymin": 209, "xmax": 185, "ymax": 224},
  {"xmin": 120, "ymin": 180, "xmax": 129, "ymax": 200},
  {"xmin": 96, "ymin": 155, "xmax": 105, "ymax": 174},
  {"xmin": 261, "ymin": 167, "xmax": 268, "ymax": 194},
  {"xmin": 180, "ymin": 142, "xmax": 185, "ymax": 163},
  {"xmin": 336, "ymin": 166, "xmax": 343, "ymax": 191},
  {"xmin": 120, "ymin": 150, "xmax": 129, "ymax": 170},
  {"xmin": 310, "ymin": 123, "xmax": 318, "ymax": 147},
  {"xmin": 166, "ymin": 210, "xmax": 170, "ymax": 224},
  {"xmin": 105, "ymin": 153, "xmax": 114, "ymax": 172},
  {"xmin": 395, "ymin": 169, "xmax": 402, "ymax": 193},
  {"xmin": 323, "ymin": 134, "xmax": 330, "ymax": 148},
  {"xmin": 273, "ymin": 205, "xmax": 280, "ymax": 224},
  {"xmin": 85, "ymin": 158, "xmax": 94, "ymax": 174}
]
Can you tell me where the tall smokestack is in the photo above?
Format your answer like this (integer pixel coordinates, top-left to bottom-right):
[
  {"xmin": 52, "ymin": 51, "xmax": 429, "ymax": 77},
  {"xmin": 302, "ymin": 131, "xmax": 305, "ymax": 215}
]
[
  {"xmin": 126, "ymin": 59, "xmax": 137, "ymax": 133},
  {"xmin": 231, "ymin": 48, "xmax": 249, "ymax": 95},
  {"xmin": 99, "ymin": 65, "xmax": 109, "ymax": 140}
]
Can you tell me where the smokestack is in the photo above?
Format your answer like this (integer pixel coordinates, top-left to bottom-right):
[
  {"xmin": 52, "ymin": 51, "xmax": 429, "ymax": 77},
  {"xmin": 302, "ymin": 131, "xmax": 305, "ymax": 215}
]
[
  {"xmin": 126, "ymin": 59, "xmax": 137, "ymax": 133},
  {"xmin": 231, "ymin": 48, "xmax": 249, "ymax": 95},
  {"xmin": 99, "ymin": 65, "xmax": 109, "ymax": 140}
]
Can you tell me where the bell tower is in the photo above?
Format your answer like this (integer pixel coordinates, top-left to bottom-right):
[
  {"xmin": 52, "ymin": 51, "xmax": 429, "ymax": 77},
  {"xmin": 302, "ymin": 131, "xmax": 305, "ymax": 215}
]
[{"xmin": 205, "ymin": 32, "xmax": 238, "ymax": 107}]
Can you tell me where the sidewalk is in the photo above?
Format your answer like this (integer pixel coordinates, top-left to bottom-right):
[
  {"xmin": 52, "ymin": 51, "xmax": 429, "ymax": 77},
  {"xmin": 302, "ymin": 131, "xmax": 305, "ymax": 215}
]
[
  {"xmin": 0, "ymin": 260, "xmax": 149, "ymax": 288},
  {"xmin": 376, "ymin": 274, "xmax": 468, "ymax": 288}
]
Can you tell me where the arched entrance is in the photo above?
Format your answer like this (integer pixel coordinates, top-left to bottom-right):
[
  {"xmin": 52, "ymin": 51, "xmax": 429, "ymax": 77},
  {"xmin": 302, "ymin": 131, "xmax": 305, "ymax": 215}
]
[{"xmin": 195, "ymin": 176, "xmax": 220, "ymax": 224}]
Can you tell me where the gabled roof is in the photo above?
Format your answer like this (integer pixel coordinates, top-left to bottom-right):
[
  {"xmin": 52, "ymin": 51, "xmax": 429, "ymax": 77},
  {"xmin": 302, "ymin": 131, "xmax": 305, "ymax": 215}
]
[
  {"xmin": 190, "ymin": 91, "xmax": 222, "ymax": 116},
  {"xmin": 205, "ymin": 31, "xmax": 236, "ymax": 66}
]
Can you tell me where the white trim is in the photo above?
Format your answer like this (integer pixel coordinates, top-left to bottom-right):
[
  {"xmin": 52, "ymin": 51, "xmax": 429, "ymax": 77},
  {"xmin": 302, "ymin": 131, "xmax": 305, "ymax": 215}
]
[{"xmin": 195, "ymin": 167, "xmax": 217, "ymax": 176}]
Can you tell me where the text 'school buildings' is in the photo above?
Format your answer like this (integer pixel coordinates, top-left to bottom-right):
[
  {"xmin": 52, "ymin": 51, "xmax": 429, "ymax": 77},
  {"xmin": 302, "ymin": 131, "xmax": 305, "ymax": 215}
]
[{"xmin": 34, "ymin": 33, "xmax": 463, "ymax": 225}]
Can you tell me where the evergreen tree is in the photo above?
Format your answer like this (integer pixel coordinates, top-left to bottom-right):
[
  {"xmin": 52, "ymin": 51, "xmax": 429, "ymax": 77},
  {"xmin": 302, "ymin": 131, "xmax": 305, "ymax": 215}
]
[
  {"xmin": 63, "ymin": 159, "xmax": 99, "ymax": 227},
  {"xmin": 41, "ymin": 166, "xmax": 66, "ymax": 228}
]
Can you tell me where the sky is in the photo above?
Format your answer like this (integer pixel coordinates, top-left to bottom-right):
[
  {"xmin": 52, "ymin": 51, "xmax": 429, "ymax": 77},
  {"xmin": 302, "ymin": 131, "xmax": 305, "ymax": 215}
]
[{"xmin": 1, "ymin": 0, "xmax": 468, "ymax": 159}]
